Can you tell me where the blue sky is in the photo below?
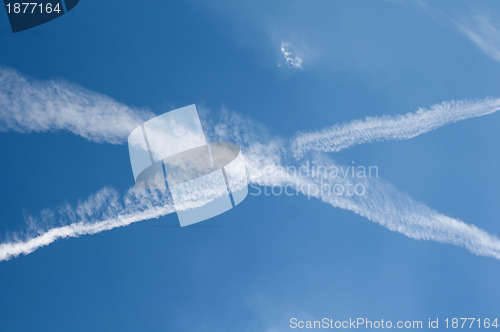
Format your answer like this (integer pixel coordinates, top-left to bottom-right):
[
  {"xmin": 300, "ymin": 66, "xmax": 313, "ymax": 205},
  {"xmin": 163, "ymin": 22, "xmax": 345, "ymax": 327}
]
[{"xmin": 0, "ymin": 0, "xmax": 500, "ymax": 331}]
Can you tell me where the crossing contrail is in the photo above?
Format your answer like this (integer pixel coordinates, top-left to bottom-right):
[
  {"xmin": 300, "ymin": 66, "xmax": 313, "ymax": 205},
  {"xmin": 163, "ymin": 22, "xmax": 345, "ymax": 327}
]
[
  {"xmin": 292, "ymin": 98, "xmax": 500, "ymax": 157},
  {"xmin": 0, "ymin": 67, "xmax": 154, "ymax": 144},
  {"xmin": 0, "ymin": 67, "xmax": 499, "ymax": 261}
]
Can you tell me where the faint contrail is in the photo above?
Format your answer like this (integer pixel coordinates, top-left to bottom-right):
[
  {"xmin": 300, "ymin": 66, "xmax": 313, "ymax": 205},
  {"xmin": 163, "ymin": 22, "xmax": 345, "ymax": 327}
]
[{"xmin": 292, "ymin": 98, "xmax": 500, "ymax": 157}]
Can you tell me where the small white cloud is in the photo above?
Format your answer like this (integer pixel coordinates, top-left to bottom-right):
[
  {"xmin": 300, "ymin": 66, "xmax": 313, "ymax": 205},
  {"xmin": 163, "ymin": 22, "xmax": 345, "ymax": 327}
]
[{"xmin": 280, "ymin": 42, "xmax": 303, "ymax": 69}]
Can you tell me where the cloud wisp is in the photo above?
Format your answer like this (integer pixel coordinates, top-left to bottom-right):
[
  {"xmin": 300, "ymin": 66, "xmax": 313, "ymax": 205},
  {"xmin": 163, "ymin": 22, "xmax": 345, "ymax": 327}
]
[
  {"xmin": 0, "ymin": 67, "xmax": 154, "ymax": 144},
  {"xmin": 292, "ymin": 98, "xmax": 500, "ymax": 156},
  {"xmin": 1, "ymin": 68, "xmax": 499, "ymax": 261},
  {"xmin": 454, "ymin": 12, "xmax": 500, "ymax": 63},
  {"xmin": 414, "ymin": 2, "xmax": 500, "ymax": 64}
]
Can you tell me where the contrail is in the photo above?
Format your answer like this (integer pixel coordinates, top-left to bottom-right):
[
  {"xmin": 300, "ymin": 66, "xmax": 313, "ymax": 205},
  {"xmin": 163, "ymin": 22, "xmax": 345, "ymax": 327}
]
[
  {"xmin": 4, "ymin": 147, "xmax": 500, "ymax": 261},
  {"xmin": 0, "ymin": 187, "xmax": 173, "ymax": 261},
  {"xmin": 211, "ymin": 110, "xmax": 500, "ymax": 260},
  {"xmin": 1, "ymin": 68, "xmax": 499, "ymax": 261},
  {"xmin": 0, "ymin": 67, "xmax": 154, "ymax": 144},
  {"xmin": 292, "ymin": 98, "xmax": 500, "ymax": 156},
  {"xmin": 0, "ymin": 173, "xmax": 245, "ymax": 261},
  {"xmin": 244, "ymin": 151, "xmax": 500, "ymax": 260}
]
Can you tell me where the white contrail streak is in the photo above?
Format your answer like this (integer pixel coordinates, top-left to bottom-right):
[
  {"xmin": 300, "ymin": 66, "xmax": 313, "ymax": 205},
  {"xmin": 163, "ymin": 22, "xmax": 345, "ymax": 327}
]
[
  {"xmin": 0, "ymin": 187, "xmax": 174, "ymax": 261},
  {"xmin": 292, "ymin": 98, "xmax": 500, "ymax": 156},
  {"xmin": 0, "ymin": 206, "xmax": 171, "ymax": 262},
  {"xmin": 244, "ymin": 152, "xmax": 500, "ymax": 260},
  {"xmin": 0, "ymin": 172, "xmax": 249, "ymax": 261},
  {"xmin": 0, "ymin": 67, "xmax": 154, "ymax": 144}
]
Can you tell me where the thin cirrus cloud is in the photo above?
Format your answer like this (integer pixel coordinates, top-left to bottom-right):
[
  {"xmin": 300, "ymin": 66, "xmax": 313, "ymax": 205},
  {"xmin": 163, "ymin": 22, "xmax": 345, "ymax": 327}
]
[
  {"xmin": 1, "ymin": 67, "xmax": 500, "ymax": 261},
  {"xmin": 453, "ymin": 12, "xmax": 500, "ymax": 63},
  {"xmin": 292, "ymin": 97, "xmax": 500, "ymax": 156},
  {"xmin": 414, "ymin": 1, "xmax": 500, "ymax": 64}
]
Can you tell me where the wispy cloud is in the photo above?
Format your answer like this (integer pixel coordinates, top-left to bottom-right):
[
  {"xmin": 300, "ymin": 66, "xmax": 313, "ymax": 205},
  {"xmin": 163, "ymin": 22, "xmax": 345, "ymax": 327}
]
[
  {"xmin": 292, "ymin": 98, "xmax": 500, "ymax": 156},
  {"xmin": 280, "ymin": 42, "xmax": 303, "ymax": 69},
  {"xmin": 414, "ymin": 2, "xmax": 500, "ymax": 64},
  {"xmin": 453, "ymin": 12, "xmax": 500, "ymax": 63},
  {"xmin": 0, "ymin": 67, "xmax": 154, "ymax": 144}
]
